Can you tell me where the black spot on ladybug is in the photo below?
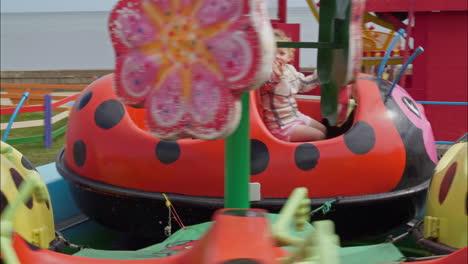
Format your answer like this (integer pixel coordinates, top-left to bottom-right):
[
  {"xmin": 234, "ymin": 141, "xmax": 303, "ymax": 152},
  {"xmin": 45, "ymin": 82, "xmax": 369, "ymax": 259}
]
[
  {"xmin": 402, "ymin": 96, "xmax": 421, "ymax": 118},
  {"xmin": 0, "ymin": 191, "xmax": 8, "ymax": 214},
  {"xmin": 94, "ymin": 99, "xmax": 125, "ymax": 129},
  {"xmin": 295, "ymin": 143, "xmax": 320, "ymax": 171},
  {"xmin": 76, "ymin": 91, "xmax": 93, "ymax": 111},
  {"xmin": 439, "ymin": 162, "xmax": 457, "ymax": 204},
  {"xmin": 21, "ymin": 156, "xmax": 37, "ymax": 171},
  {"xmin": 73, "ymin": 140, "xmax": 87, "ymax": 167},
  {"xmin": 465, "ymin": 192, "xmax": 467, "ymax": 216},
  {"xmin": 10, "ymin": 168, "xmax": 33, "ymax": 209},
  {"xmin": 222, "ymin": 209, "xmax": 265, "ymax": 218},
  {"xmin": 25, "ymin": 196, "xmax": 33, "ymax": 209},
  {"xmin": 222, "ymin": 259, "xmax": 262, "ymax": 264},
  {"xmin": 156, "ymin": 141, "xmax": 180, "ymax": 165},
  {"xmin": 251, "ymin": 139, "xmax": 269, "ymax": 175},
  {"xmin": 10, "ymin": 168, "xmax": 24, "ymax": 190},
  {"xmin": 344, "ymin": 121, "xmax": 376, "ymax": 155}
]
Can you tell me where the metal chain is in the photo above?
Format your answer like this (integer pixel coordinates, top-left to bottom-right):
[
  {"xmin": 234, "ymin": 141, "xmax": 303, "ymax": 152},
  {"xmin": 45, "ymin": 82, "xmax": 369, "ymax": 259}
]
[
  {"xmin": 385, "ymin": 219, "xmax": 422, "ymax": 243},
  {"xmin": 164, "ymin": 206, "xmax": 172, "ymax": 237}
]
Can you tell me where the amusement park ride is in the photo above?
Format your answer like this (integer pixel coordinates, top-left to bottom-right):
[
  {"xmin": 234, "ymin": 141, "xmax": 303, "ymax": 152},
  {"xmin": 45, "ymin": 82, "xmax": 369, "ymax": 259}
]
[
  {"xmin": 274, "ymin": 0, "xmax": 467, "ymax": 142},
  {"xmin": 1, "ymin": 0, "xmax": 467, "ymax": 263}
]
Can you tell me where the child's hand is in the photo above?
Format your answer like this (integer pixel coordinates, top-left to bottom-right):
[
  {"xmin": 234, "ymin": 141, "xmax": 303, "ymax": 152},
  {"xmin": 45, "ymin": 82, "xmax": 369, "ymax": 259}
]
[{"xmin": 272, "ymin": 59, "xmax": 284, "ymax": 81}]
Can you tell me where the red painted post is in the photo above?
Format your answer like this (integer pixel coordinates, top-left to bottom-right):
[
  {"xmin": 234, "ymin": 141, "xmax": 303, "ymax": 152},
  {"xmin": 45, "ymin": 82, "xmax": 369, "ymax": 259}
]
[
  {"xmin": 399, "ymin": 0, "xmax": 414, "ymax": 88},
  {"xmin": 278, "ymin": 0, "xmax": 287, "ymax": 23},
  {"xmin": 366, "ymin": 0, "xmax": 468, "ymax": 141}
]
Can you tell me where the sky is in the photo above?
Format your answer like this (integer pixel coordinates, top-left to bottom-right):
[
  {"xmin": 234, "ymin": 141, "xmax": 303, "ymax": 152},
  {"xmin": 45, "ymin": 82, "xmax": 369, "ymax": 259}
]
[
  {"xmin": 1, "ymin": 0, "xmax": 308, "ymax": 13},
  {"xmin": 1, "ymin": 0, "xmax": 119, "ymax": 13}
]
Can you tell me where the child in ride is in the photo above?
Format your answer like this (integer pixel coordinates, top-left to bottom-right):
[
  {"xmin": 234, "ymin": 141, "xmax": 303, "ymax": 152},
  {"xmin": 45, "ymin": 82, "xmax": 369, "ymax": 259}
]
[{"xmin": 260, "ymin": 29, "xmax": 327, "ymax": 142}]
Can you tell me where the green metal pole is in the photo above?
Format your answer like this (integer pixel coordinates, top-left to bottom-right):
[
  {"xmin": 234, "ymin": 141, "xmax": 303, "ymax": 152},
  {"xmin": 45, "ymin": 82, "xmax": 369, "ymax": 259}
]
[{"xmin": 224, "ymin": 92, "xmax": 250, "ymax": 209}]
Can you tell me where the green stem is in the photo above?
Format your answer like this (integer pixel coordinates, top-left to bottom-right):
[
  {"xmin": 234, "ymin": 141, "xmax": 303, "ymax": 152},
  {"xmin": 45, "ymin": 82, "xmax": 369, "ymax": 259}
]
[
  {"xmin": 0, "ymin": 235, "xmax": 19, "ymax": 264},
  {"xmin": 224, "ymin": 93, "xmax": 250, "ymax": 209}
]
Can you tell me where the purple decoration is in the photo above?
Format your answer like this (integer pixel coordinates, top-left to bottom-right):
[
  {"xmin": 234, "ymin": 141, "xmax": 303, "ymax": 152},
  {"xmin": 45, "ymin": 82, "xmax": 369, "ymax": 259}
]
[{"xmin": 44, "ymin": 93, "xmax": 52, "ymax": 148}]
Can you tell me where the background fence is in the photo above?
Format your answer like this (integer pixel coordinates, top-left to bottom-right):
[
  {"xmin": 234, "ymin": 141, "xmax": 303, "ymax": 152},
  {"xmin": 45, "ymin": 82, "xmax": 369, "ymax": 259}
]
[{"xmin": 1, "ymin": 83, "xmax": 82, "ymax": 147}]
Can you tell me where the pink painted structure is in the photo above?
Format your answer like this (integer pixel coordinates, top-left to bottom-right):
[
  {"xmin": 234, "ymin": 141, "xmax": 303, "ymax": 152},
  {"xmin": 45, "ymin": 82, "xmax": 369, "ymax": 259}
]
[
  {"xmin": 365, "ymin": 0, "xmax": 467, "ymax": 141},
  {"xmin": 276, "ymin": 0, "xmax": 467, "ymax": 141}
]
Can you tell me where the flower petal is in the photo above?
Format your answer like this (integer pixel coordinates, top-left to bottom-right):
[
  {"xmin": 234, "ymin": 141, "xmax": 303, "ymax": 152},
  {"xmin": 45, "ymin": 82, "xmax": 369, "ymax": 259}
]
[
  {"xmin": 149, "ymin": 0, "xmax": 171, "ymax": 13},
  {"xmin": 182, "ymin": 0, "xmax": 198, "ymax": 5},
  {"xmin": 145, "ymin": 67, "xmax": 187, "ymax": 139},
  {"xmin": 189, "ymin": 63, "xmax": 223, "ymax": 124},
  {"xmin": 111, "ymin": 4, "xmax": 159, "ymax": 48},
  {"xmin": 206, "ymin": 30, "xmax": 253, "ymax": 85},
  {"xmin": 109, "ymin": 0, "xmax": 275, "ymax": 140},
  {"xmin": 147, "ymin": 0, "xmax": 199, "ymax": 18},
  {"xmin": 195, "ymin": 0, "xmax": 243, "ymax": 27},
  {"xmin": 185, "ymin": 63, "xmax": 240, "ymax": 139},
  {"xmin": 116, "ymin": 52, "xmax": 161, "ymax": 105}
]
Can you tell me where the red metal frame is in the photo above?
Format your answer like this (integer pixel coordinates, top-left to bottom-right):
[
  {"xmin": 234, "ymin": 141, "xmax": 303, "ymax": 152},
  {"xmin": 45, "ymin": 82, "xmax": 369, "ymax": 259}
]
[
  {"xmin": 365, "ymin": 0, "xmax": 468, "ymax": 141},
  {"xmin": 365, "ymin": 0, "xmax": 467, "ymax": 12},
  {"xmin": 274, "ymin": 0, "xmax": 467, "ymax": 140},
  {"xmin": 277, "ymin": 0, "xmax": 287, "ymax": 23},
  {"xmin": 269, "ymin": 0, "xmax": 300, "ymax": 69}
]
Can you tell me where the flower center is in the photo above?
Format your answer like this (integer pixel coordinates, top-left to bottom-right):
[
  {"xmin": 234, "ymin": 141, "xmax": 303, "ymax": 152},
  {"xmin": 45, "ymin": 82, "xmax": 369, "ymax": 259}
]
[{"xmin": 162, "ymin": 17, "xmax": 201, "ymax": 65}]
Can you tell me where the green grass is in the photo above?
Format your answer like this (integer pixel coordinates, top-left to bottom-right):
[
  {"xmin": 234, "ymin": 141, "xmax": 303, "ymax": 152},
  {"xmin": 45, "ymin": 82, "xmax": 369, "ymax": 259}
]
[
  {"xmin": 1, "ymin": 112, "xmax": 67, "ymax": 166},
  {"xmin": 1, "ymin": 111, "xmax": 56, "ymax": 123}
]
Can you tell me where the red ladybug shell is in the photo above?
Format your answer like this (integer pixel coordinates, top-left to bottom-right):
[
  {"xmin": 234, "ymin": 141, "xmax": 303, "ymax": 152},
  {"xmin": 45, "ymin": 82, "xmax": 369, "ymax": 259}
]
[{"xmin": 63, "ymin": 73, "xmax": 435, "ymax": 198}]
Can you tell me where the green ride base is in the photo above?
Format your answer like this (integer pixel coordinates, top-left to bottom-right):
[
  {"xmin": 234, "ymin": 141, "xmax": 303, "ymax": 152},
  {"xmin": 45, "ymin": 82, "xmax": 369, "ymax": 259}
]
[{"xmin": 74, "ymin": 214, "xmax": 404, "ymax": 264}]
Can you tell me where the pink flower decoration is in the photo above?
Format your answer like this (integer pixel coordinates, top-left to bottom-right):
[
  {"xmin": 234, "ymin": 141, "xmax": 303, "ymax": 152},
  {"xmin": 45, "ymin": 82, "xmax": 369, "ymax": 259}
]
[{"xmin": 109, "ymin": 0, "xmax": 274, "ymax": 140}]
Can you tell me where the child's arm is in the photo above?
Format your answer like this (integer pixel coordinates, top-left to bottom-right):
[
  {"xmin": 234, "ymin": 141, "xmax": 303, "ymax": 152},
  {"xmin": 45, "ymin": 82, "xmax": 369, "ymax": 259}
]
[
  {"xmin": 262, "ymin": 78, "xmax": 280, "ymax": 91},
  {"xmin": 262, "ymin": 60, "xmax": 284, "ymax": 91},
  {"xmin": 289, "ymin": 65, "xmax": 320, "ymax": 93}
]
